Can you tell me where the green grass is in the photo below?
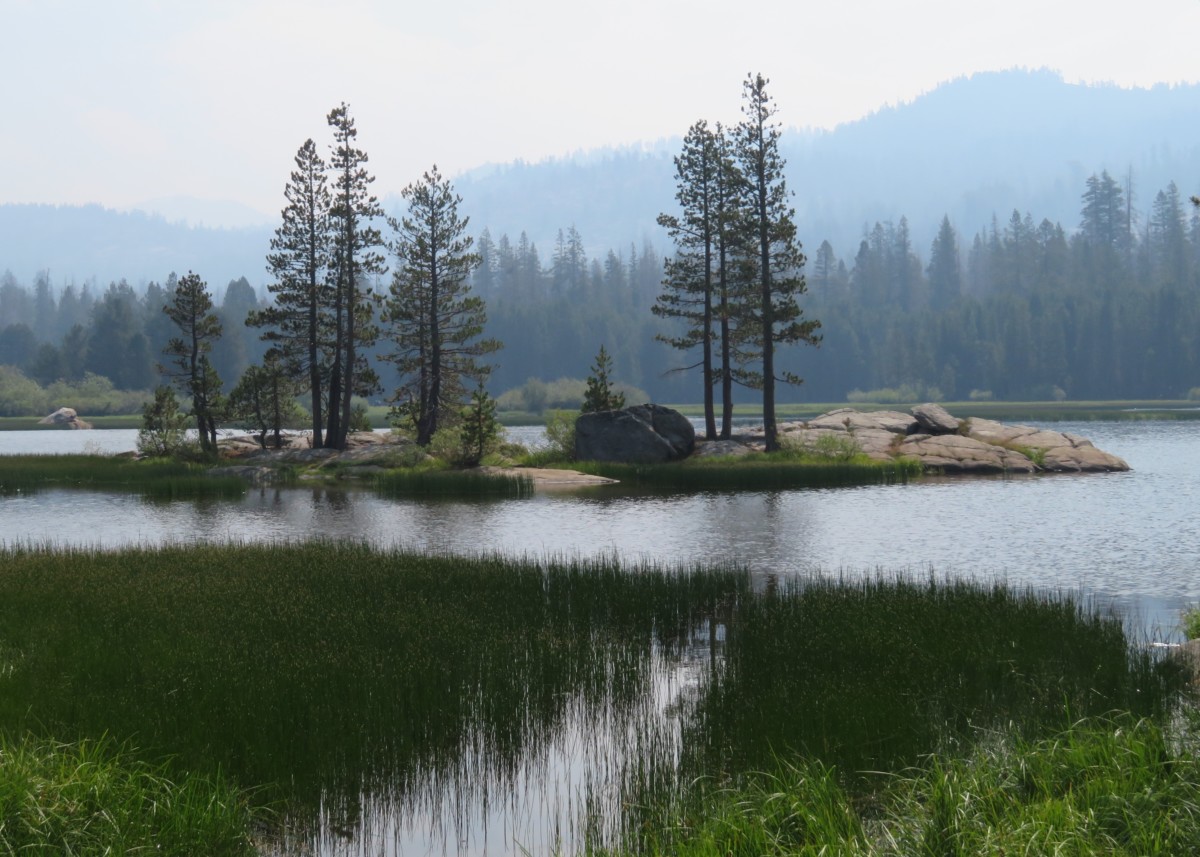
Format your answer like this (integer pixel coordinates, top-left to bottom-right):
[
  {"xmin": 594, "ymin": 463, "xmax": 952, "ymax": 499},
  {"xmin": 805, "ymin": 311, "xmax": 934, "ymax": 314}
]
[
  {"xmin": 0, "ymin": 543, "xmax": 747, "ymax": 843},
  {"xmin": 610, "ymin": 716, "xmax": 1200, "ymax": 856},
  {"xmin": 569, "ymin": 454, "xmax": 922, "ymax": 492},
  {"xmin": 680, "ymin": 575, "xmax": 1183, "ymax": 784},
  {"xmin": 1183, "ymin": 605, "xmax": 1200, "ymax": 640},
  {"xmin": 0, "ymin": 734, "xmax": 258, "ymax": 856},
  {"xmin": 373, "ymin": 467, "xmax": 534, "ymax": 497},
  {"xmin": 0, "ymin": 545, "xmax": 1189, "ymax": 851},
  {"xmin": 0, "ymin": 454, "xmax": 247, "ymax": 498}
]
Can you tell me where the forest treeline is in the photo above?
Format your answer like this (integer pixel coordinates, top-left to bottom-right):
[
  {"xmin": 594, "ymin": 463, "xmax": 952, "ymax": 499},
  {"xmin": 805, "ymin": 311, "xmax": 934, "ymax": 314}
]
[{"xmin": 1, "ymin": 171, "xmax": 1199, "ymax": 413}]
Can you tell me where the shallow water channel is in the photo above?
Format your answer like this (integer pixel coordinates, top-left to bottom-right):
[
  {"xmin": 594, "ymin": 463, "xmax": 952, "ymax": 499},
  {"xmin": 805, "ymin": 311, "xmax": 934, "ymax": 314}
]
[{"xmin": 2, "ymin": 419, "xmax": 1199, "ymax": 854}]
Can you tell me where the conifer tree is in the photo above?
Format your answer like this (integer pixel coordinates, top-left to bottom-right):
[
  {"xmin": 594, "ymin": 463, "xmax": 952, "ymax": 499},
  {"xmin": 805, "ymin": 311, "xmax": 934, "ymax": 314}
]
[
  {"xmin": 582, "ymin": 344, "xmax": 625, "ymax": 413},
  {"xmin": 162, "ymin": 271, "xmax": 223, "ymax": 453},
  {"xmin": 326, "ymin": 103, "xmax": 386, "ymax": 449},
  {"xmin": 385, "ymin": 165, "xmax": 500, "ymax": 445},
  {"xmin": 734, "ymin": 73, "xmax": 821, "ymax": 451},
  {"xmin": 249, "ymin": 138, "xmax": 333, "ymax": 447}
]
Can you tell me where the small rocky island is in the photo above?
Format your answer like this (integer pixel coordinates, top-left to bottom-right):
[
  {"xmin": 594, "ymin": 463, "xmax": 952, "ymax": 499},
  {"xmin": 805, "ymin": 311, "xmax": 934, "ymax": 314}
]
[
  {"xmin": 579, "ymin": 402, "xmax": 1129, "ymax": 474},
  {"xmin": 206, "ymin": 402, "xmax": 1127, "ymax": 485}
]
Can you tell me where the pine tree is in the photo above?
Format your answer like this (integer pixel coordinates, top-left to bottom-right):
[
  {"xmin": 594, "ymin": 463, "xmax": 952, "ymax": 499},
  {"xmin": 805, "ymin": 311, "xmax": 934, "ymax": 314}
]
[
  {"xmin": 655, "ymin": 120, "xmax": 721, "ymax": 439},
  {"xmin": 582, "ymin": 344, "xmax": 625, "ymax": 413},
  {"xmin": 385, "ymin": 165, "xmax": 500, "ymax": 445},
  {"xmin": 326, "ymin": 103, "xmax": 386, "ymax": 449},
  {"xmin": 162, "ymin": 271, "xmax": 223, "ymax": 453},
  {"xmin": 734, "ymin": 73, "xmax": 821, "ymax": 452},
  {"xmin": 458, "ymin": 381, "xmax": 500, "ymax": 466},
  {"xmin": 927, "ymin": 215, "xmax": 962, "ymax": 309},
  {"xmin": 250, "ymin": 138, "xmax": 333, "ymax": 447},
  {"xmin": 227, "ymin": 351, "xmax": 304, "ymax": 449}
]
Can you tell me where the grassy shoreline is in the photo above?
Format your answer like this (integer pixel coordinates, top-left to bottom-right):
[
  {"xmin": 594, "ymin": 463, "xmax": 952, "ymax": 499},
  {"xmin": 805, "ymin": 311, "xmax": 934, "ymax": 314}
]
[{"xmin": 0, "ymin": 544, "xmax": 1191, "ymax": 852}]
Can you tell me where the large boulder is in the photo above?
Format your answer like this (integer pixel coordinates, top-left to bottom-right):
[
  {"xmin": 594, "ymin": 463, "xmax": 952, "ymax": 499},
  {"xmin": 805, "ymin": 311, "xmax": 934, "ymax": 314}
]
[
  {"xmin": 575, "ymin": 404, "xmax": 696, "ymax": 463},
  {"xmin": 38, "ymin": 407, "xmax": 92, "ymax": 430},
  {"xmin": 911, "ymin": 403, "xmax": 960, "ymax": 435}
]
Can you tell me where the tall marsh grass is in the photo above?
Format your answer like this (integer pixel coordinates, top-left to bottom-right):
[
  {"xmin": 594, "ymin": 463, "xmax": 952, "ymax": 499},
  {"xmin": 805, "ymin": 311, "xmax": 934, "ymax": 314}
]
[
  {"xmin": 0, "ymin": 544, "xmax": 1189, "ymax": 852},
  {"xmin": 682, "ymin": 575, "xmax": 1184, "ymax": 782},
  {"xmin": 0, "ymin": 543, "xmax": 746, "ymax": 846},
  {"xmin": 0, "ymin": 454, "xmax": 246, "ymax": 498}
]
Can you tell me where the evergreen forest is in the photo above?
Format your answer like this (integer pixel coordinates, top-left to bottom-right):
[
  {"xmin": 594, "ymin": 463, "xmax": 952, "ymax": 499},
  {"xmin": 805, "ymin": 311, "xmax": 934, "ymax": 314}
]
[{"xmin": 4, "ymin": 167, "xmax": 1198, "ymax": 416}]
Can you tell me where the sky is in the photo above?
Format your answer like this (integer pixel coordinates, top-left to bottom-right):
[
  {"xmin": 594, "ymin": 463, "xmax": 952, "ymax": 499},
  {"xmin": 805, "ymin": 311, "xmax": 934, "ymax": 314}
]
[{"xmin": 3, "ymin": 0, "xmax": 1199, "ymax": 227}]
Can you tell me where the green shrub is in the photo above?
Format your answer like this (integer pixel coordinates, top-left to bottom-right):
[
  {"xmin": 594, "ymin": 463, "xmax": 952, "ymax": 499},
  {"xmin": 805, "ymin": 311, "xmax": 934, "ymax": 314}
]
[
  {"xmin": 1182, "ymin": 605, "xmax": 1200, "ymax": 639},
  {"xmin": 543, "ymin": 409, "xmax": 578, "ymax": 460},
  {"xmin": 846, "ymin": 383, "xmax": 942, "ymax": 404},
  {"xmin": 137, "ymin": 386, "xmax": 193, "ymax": 458}
]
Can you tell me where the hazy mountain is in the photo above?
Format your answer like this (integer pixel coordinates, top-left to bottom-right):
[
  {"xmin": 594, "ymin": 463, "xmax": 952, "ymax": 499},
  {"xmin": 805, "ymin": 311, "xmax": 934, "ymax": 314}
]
[
  {"xmin": 4, "ymin": 68, "xmax": 1199, "ymax": 291},
  {"xmin": 0, "ymin": 204, "xmax": 272, "ymax": 292}
]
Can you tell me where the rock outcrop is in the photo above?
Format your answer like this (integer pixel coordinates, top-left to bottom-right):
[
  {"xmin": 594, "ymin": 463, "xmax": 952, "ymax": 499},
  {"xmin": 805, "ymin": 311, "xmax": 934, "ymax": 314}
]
[
  {"xmin": 575, "ymin": 404, "xmax": 696, "ymax": 463},
  {"xmin": 762, "ymin": 405, "xmax": 1129, "ymax": 474},
  {"xmin": 38, "ymin": 407, "xmax": 93, "ymax": 430}
]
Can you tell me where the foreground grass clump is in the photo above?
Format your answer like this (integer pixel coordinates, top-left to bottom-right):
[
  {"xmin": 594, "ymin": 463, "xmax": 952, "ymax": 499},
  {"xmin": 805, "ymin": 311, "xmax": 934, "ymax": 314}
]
[
  {"xmin": 373, "ymin": 467, "xmax": 534, "ymax": 497},
  {"xmin": 570, "ymin": 454, "xmax": 921, "ymax": 492},
  {"xmin": 616, "ymin": 717, "xmax": 1200, "ymax": 856},
  {"xmin": 0, "ymin": 454, "xmax": 246, "ymax": 498},
  {"xmin": 682, "ymin": 575, "xmax": 1184, "ymax": 783},
  {"xmin": 0, "ymin": 734, "xmax": 257, "ymax": 856}
]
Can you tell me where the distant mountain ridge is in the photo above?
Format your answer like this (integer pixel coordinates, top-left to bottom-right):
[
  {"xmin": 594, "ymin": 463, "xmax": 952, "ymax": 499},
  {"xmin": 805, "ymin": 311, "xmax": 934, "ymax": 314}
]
[{"xmin": 4, "ymin": 69, "xmax": 1199, "ymax": 290}]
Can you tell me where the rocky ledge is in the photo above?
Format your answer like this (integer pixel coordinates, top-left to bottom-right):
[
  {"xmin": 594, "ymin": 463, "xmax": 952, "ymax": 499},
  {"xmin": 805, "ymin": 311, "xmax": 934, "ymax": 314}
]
[{"xmin": 718, "ymin": 403, "xmax": 1130, "ymax": 474}]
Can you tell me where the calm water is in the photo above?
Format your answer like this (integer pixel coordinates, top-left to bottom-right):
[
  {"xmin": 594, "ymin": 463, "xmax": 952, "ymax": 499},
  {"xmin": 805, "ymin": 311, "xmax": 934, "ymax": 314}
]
[{"xmin": 2, "ymin": 421, "xmax": 1197, "ymax": 626}]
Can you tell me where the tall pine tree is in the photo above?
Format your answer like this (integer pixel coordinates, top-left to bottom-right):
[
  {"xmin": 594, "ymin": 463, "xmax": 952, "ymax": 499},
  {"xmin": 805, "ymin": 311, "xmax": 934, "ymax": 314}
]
[
  {"xmin": 385, "ymin": 166, "xmax": 500, "ymax": 445},
  {"xmin": 734, "ymin": 73, "xmax": 821, "ymax": 451},
  {"xmin": 249, "ymin": 138, "xmax": 333, "ymax": 447},
  {"xmin": 326, "ymin": 103, "xmax": 386, "ymax": 449}
]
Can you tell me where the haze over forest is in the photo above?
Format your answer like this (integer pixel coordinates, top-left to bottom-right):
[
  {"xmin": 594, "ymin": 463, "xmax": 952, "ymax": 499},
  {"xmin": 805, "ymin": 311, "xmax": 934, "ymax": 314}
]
[{"xmin": 2, "ymin": 69, "xmax": 1200, "ymax": 406}]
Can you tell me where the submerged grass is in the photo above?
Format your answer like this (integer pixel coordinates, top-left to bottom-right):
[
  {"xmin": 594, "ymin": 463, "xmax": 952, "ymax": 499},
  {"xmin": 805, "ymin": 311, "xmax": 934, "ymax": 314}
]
[
  {"xmin": 373, "ymin": 467, "xmax": 534, "ymax": 498},
  {"xmin": 0, "ymin": 734, "xmax": 257, "ymax": 855},
  {"xmin": 0, "ymin": 454, "xmax": 246, "ymax": 498}
]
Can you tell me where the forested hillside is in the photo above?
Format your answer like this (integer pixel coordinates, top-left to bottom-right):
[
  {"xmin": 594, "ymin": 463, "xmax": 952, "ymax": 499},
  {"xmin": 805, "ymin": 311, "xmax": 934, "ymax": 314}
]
[
  {"xmin": 2, "ymin": 70, "xmax": 1199, "ymax": 412},
  {"xmin": 5, "ymin": 165, "xmax": 1195, "ymax": 411}
]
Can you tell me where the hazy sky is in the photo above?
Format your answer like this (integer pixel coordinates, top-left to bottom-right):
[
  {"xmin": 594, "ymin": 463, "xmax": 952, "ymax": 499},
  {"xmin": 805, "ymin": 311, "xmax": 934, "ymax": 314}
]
[{"xmin": 4, "ymin": 0, "xmax": 1199, "ymax": 225}]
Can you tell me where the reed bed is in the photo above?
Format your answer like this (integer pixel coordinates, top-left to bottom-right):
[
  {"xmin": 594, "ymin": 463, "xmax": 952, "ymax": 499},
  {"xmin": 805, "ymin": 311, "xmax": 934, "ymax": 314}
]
[
  {"xmin": 0, "ymin": 454, "xmax": 246, "ymax": 498},
  {"xmin": 571, "ymin": 456, "xmax": 921, "ymax": 492},
  {"xmin": 373, "ymin": 468, "xmax": 534, "ymax": 498},
  {"xmin": 0, "ymin": 542, "xmax": 745, "ymax": 846},
  {"xmin": 0, "ymin": 734, "xmax": 257, "ymax": 855},
  {"xmin": 0, "ymin": 544, "xmax": 1189, "ymax": 853},
  {"xmin": 681, "ymin": 575, "xmax": 1183, "ymax": 782}
]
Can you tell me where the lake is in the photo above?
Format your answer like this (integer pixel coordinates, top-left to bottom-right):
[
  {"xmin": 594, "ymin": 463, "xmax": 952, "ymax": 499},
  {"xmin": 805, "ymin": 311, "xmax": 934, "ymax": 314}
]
[{"xmin": 2, "ymin": 420, "xmax": 1197, "ymax": 632}]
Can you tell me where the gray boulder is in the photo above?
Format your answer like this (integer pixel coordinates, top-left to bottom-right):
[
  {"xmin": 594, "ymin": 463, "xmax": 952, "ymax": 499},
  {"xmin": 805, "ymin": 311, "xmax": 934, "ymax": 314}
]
[
  {"xmin": 911, "ymin": 403, "xmax": 960, "ymax": 435},
  {"xmin": 575, "ymin": 404, "xmax": 696, "ymax": 463}
]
